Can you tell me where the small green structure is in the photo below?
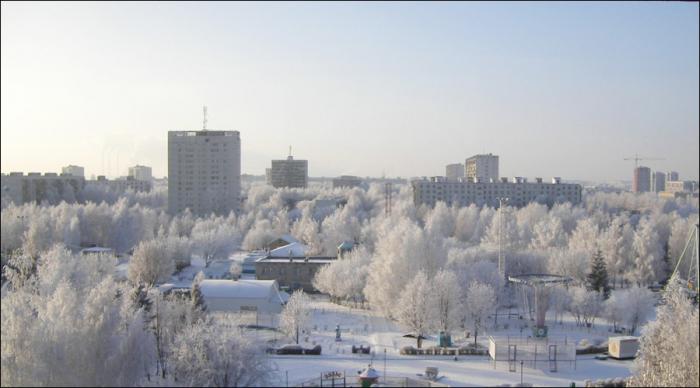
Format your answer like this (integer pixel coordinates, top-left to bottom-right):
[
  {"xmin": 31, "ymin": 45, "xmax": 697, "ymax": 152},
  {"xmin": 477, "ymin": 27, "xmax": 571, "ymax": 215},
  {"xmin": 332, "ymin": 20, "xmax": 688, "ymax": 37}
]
[{"xmin": 438, "ymin": 331, "xmax": 452, "ymax": 347}]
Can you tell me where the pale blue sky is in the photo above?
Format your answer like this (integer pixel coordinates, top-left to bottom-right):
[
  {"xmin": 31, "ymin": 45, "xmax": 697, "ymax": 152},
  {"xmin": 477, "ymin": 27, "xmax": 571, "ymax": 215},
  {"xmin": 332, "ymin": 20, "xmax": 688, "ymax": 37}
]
[{"xmin": 1, "ymin": 1, "xmax": 698, "ymax": 181}]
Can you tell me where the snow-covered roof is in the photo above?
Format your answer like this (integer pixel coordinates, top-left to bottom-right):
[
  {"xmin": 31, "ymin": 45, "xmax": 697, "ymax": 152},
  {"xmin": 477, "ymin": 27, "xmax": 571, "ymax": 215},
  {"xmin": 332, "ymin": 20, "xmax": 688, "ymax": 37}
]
[
  {"xmin": 269, "ymin": 242, "xmax": 308, "ymax": 257},
  {"xmin": 609, "ymin": 336, "xmax": 638, "ymax": 341},
  {"xmin": 257, "ymin": 257, "xmax": 336, "ymax": 264},
  {"xmin": 279, "ymin": 234, "xmax": 300, "ymax": 244},
  {"xmin": 359, "ymin": 367, "xmax": 380, "ymax": 379},
  {"xmin": 81, "ymin": 247, "xmax": 114, "ymax": 254},
  {"xmin": 338, "ymin": 241, "xmax": 355, "ymax": 250},
  {"xmin": 199, "ymin": 279, "xmax": 279, "ymax": 299}
]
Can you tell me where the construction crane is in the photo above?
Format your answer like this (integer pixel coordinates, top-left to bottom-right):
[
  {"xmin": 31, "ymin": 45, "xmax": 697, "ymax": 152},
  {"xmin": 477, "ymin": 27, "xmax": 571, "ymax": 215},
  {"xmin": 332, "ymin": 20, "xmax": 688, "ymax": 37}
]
[{"xmin": 623, "ymin": 153, "xmax": 665, "ymax": 168}]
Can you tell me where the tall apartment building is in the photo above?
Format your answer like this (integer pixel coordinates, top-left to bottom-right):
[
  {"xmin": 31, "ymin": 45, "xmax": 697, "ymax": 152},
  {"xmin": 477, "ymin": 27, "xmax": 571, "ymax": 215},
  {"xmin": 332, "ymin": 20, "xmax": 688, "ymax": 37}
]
[
  {"xmin": 128, "ymin": 165, "xmax": 152, "ymax": 181},
  {"xmin": 1, "ymin": 172, "xmax": 85, "ymax": 204},
  {"xmin": 333, "ymin": 175, "xmax": 362, "ymax": 189},
  {"xmin": 269, "ymin": 155, "xmax": 308, "ymax": 188},
  {"xmin": 168, "ymin": 130, "xmax": 241, "ymax": 216},
  {"xmin": 633, "ymin": 166, "xmax": 651, "ymax": 193},
  {"xmin": 445, "ymin": 163, "xmax": 465, "ymax": 181},
  {"xmin": 651, "ymin": 171, "xmax": 666, "ymax": 193},
  {"xmin": 666, "ymin": 171, "xmax": 679, "ymax": 182},
  {"xmin": 465, "ymin": 154, "xmax": 499, "ymax": 182},
  {"xmin": 61, "ymin": 165, "xmax": 85, "ymax": 177},
  {"xmin": 411, "ymin": 176, "xmax": 581, "ymax": 208}
]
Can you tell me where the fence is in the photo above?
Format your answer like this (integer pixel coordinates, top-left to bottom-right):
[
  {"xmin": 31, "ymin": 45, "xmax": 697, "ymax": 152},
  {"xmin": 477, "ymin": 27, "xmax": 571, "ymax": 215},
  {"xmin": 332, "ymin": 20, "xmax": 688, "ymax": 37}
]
[
  {"xmin": 297, "ymin": 374, "xmax": 450, "ymax": 387},
  {"xmin": 488, "ymin": 336, "xmax": 576, "ymax": 372}
]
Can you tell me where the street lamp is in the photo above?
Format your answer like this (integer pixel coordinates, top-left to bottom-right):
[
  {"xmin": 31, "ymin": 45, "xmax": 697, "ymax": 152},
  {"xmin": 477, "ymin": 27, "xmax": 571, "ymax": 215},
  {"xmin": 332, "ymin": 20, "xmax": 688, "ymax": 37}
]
[
  {"xmin": 495, "ymin": 197, "xmax": 509, "ymax": 326},
  {"xmin": 384, "ymin": 348, "xmax": 387, "ymax": 383}
]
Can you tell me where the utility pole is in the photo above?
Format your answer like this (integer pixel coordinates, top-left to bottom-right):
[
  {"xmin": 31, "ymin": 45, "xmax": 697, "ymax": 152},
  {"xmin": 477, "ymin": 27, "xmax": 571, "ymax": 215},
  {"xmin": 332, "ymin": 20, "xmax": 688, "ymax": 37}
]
[{"xmin": 203, "ymin": 106, "xmax": 208, "ymax": 130}]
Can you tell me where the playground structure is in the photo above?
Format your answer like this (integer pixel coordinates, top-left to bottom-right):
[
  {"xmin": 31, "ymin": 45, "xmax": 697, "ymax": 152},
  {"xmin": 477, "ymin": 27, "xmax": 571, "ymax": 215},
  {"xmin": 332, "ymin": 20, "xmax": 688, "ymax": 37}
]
[
  {"xmin": 508, "ymin": 274, "xmax": 571, "ymax": 338},
  {"xmin": 488, "ymin": 335, "xmax": 577, "ymax": 372},
  {"xmin": 669, "ymin": 223, "xmax": 699, "ymax": 298}
]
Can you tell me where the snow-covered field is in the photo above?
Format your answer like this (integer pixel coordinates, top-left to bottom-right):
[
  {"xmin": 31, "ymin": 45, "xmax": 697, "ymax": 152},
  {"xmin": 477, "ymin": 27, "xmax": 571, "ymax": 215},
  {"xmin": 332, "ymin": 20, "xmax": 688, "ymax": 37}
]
[{"xmin": 244, "ymin": 296, "xmax": 635, "ymax": 387}]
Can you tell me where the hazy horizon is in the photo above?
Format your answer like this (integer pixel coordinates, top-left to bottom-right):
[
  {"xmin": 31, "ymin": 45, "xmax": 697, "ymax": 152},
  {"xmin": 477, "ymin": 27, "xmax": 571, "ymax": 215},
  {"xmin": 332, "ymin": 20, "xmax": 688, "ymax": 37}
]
[{"xmin": 2, "ymin": 2, "xmax": 698, "ymax": 181}]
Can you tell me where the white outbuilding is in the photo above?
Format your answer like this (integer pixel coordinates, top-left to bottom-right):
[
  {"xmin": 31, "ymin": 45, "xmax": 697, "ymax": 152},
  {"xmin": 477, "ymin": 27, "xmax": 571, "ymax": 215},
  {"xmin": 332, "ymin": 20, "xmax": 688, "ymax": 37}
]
[
  {"xmin": 608, "ymin": 336, "xmax": 639, "ymax": 359},
  {"xmin": 199, "ymin": 279, "xmax": 287, "ymax": 314}
]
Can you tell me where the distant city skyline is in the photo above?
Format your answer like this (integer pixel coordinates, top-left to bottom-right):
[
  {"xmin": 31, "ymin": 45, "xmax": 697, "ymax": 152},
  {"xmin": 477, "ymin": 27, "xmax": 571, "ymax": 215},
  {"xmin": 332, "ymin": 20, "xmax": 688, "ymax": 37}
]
[{"xmin": 1, "ymin": 2, "xmax": 698, "ymax": 181}]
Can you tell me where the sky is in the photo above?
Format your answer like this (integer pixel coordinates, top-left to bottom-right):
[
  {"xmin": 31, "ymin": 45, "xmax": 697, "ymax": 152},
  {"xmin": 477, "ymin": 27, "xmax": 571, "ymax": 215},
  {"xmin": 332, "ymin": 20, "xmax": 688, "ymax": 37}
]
[{"xmin": 1, "ymin": 1, "xmax": 698, "ymax": 181}]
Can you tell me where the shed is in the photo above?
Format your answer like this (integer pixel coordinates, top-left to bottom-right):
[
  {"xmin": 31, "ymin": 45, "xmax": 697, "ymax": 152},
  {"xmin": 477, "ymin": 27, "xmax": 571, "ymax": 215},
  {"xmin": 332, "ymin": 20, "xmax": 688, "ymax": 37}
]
[
  {"xmin": 608, "ymin": 336, "xmax": 639, "ymax": 359},
  {"xmin": 199, "ymin": 279, "xmax": 286, "ymax": 314}
]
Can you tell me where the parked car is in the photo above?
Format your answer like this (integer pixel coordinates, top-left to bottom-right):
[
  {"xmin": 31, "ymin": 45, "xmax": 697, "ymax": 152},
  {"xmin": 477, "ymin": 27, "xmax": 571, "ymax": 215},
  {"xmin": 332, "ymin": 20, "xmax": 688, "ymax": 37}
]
[
  {"xmin": 275, "ymin": 344, "xmax": 304, "ymax": 355},
  {"xmin": 304, "ymin": 345, "xmax": 322, "ymax": 355}
]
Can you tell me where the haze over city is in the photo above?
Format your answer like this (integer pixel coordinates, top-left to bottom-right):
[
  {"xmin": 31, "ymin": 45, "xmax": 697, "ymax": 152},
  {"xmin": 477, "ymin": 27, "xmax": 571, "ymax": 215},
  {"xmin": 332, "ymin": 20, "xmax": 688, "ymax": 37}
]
[{"xmin": 1, "ymin": 2, "xmax": 698, "ymax": 181}]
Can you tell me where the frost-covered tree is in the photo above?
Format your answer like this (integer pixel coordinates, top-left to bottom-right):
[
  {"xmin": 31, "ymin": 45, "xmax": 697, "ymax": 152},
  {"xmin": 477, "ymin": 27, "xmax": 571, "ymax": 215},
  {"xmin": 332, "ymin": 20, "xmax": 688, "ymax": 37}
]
[
  {"xmin": 629, "ymin": 276, "xmax": 699, "ymax": 387},
  {"xmin": 454, "ymin": 205, "xmax": 481, "ymax": 243},
  {"xmin": 395, "ymin": 271, "xmax": 433, "ymax": 348},
  {"xmin": 191, "ymin": 215, "xmax": 240, "ymax": 264},
  {"xmin": 547, "ymin": 248, "xmax": 589, "ymax": 284},
  {"xmin": 169, "ymin": 317, "xmax": 271, "ymax": 387},
  {"xmin": 1, "ymin": 246, "xmax": 155, "ymax": 386},
  {"xmin": 530, "ymin": 216, "xmax": 567, "ymax": 251},
  {"xmin": 465, "ymin": 281, "xmax": 496, "ymax": 347},
  {"xmin": 604, "ymin": 287, "xmax": 655, "ymax": 335},
  {"xmin": 425, "ymin": 201, "xmax": 455, "ymax": 239},
  {"xmin": 313, "ymin": 247, "xmax": 371, "ymax": 306},
  {"xmin": 430, "ymin": 269, "xmax": 462, "ymax": 336},
  {"xmin": 191, "ymin": 271, "xmax": 207, "ymax": 321},
  {"xmin": 568, "ymin": 218, "xmax": 601, "ymax": 257},
  {"xmin": 586, "ymin": 250, "xmax": 610, "ymax": 298},
  {"xmin": 280, "ymin": 290, "xmax": 311, "ymax": 344},
  {"xmin": 482, "ymin": 207, "xmax": 520, "ymax": 251},
  {"xmin": 291, "ymin": 208, "xmax": 323, "ymax": 255},
  {"xmin": 364, "ymin": 219, "xmax": 446, "ymax": 316},
  {"xmin": 22, "ymin": 212, "xmax": 54, "ymax": 257},
  {"xmin": 600, "ymin": 215, "xmax": 634, "ymax": 288},
  {"xmin": 128, "ymin": 239, "xmax": 175, "ymax": 286},
  {"xmin": 242, "ymin": 219, "xmax": 277, "ymax": 251},
  {"xmin": 631, "ymin": 218, "xmax": 663, "ymax": 286},
  {"xmin": 568, "ymin": 286, "xmax": 603, "ymax": 328},
  {"xmin": 549, "ymin": 286, "xmax": 571, "ymax": 324}
]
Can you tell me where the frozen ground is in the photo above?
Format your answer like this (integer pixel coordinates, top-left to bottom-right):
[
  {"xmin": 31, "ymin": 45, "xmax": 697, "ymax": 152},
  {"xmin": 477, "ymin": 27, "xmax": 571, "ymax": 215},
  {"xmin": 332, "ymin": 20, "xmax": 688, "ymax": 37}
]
[{"xmin": 251, "ymin": 296, "xmax": 635, "ymax": 387}]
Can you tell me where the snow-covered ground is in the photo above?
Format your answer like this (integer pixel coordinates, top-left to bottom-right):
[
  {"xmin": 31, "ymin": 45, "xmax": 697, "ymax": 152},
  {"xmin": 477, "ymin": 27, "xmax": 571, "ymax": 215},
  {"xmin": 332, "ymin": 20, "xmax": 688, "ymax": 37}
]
[{"xmin": 251, "ymin": 296, "xmax": 635, "ymax": 387}]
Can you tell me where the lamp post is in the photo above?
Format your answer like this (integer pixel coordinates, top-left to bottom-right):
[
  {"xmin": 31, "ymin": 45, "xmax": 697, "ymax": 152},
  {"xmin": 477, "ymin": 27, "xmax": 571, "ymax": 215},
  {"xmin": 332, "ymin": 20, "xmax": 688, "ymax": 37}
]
[
  {"xmin": 495, "ymin": 197, "xmax": 509, "ymax": 327},
  {"xmin": 520, "ymin": 360, "xmax": 524, "ymax": 385},
  {"xmin": 384, "ymin": 348, "xmax": 387, "ymax": 383}
]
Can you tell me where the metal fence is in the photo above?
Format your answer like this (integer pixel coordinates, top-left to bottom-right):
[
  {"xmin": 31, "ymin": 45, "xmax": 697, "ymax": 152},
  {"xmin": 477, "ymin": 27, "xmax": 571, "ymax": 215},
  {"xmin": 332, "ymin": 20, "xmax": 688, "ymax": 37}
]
[
  {"xmin": 488, "ymin": 336, "xmax": 577, "ymax": 372},
  {"xmin": 297, "ymin": 375, "xmax": 450, "ymax": 387}
]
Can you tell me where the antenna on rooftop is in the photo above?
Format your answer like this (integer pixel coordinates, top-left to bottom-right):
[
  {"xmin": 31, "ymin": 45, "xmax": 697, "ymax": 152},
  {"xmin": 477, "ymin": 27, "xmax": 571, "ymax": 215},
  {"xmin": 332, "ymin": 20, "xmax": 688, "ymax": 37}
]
[
  {"xmin": 203, "ymin": 106, "xmax": 208, "ymax": 130},
  {"xmin": 289, "ymin": 145, "xmax": 292, "ymax": 158}
]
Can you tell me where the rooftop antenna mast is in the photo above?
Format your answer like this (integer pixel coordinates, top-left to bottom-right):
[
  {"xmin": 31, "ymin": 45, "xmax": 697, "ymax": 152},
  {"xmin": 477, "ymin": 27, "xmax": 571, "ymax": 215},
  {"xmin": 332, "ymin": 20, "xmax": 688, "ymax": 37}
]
[{"xmin": 203, "ymin": 106, "xmax": 208, "ymax": 130}]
